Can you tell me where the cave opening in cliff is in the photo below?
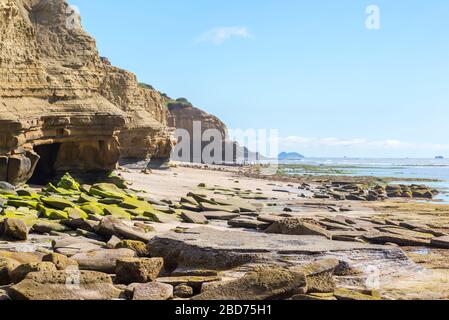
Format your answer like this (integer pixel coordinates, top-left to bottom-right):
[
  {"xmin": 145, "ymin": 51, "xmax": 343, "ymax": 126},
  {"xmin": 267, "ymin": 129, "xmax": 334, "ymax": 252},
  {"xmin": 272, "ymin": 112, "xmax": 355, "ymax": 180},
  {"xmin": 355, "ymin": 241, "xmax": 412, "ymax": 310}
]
[{"xmin": 28, "ymin": 143, "xmax": 62, "ymax": 185}]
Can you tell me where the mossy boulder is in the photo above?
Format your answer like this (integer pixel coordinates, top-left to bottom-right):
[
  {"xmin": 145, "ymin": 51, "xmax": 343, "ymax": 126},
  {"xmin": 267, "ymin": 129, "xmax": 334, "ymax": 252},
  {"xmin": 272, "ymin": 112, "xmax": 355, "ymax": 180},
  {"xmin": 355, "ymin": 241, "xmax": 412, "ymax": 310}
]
[
  {"xmin": 6, "ymin": 199, "xmax": 39, "ymax": 209},
  {"xmin": 0, "ymin": 209, "xmax": 38, "ymax": 227},
  {"xmin": 64, "ymin": 207, "xmax": 89, "ymax": 220},
  {"xmin": 104, "ymin": 172, "xmax": 128, "ymax": 189},
  {"xmin": 77, "ymin": 193, "xmax": 99, "ymax": 204},
  {"xmin": 41, "ymin": 197, "xmax": 76, "ymax": 210},
  {"xmin": 33, "ymin": 221, "xmax": 71, "ymax": 234},
  {"xmin": 90, "ymin": 183, "xmax": 128, "ymax": 199},
  {"xmin": 44, "ymin": 183, "xmax": 78, "ymax": 196},
  {"xmin": 80, "ymin": 203, "xmax": 104, "ymax": 216},
  {"xmin": 116, "ymin": 240, "xmax": 149, "ymax": 257},
  {"xmin": 16, "ymin": 189, "xmax": 35, "ymax": 197},
  {"xmin": 38, "ymin": 205, "xmax": 69, "ymax": 220},
  {"xmin": 57, "ymin": 173, "xmax": 81, "ymax": 191},
  {"xmin": 98, "ymin": 198, "xmax": 123, "ymax": 205},
  {"xmin": 102, "ymin": 205, "xmax": 133, "ymax": 220}
]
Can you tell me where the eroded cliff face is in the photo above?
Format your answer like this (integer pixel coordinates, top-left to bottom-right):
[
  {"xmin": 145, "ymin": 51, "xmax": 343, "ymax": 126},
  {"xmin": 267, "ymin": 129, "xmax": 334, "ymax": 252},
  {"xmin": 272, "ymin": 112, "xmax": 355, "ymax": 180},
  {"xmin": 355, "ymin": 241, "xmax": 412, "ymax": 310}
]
[
  {"xmin": 0, "ymin": 0, "xmax": 173, "ymax": 184},
  {"xmin": 166, "ymin": 98, "xmax": 237, "ymax": 163}
]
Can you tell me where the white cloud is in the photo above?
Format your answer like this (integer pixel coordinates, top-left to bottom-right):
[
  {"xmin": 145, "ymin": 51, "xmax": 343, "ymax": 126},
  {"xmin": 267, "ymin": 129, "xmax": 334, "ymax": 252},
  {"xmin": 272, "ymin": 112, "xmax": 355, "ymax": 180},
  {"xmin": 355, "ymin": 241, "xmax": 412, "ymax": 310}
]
[{"xmin": 196, "ymin": 26, "xmax": 252, "ymax": 45}]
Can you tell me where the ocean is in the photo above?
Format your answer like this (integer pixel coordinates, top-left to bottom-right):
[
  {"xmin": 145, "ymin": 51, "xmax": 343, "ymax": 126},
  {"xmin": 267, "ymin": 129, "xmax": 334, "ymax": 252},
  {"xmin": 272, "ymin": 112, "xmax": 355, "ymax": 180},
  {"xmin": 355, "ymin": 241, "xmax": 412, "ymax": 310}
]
[{"xmin": 278, "ymin": 158, "xmax": 449, "ymax": 203}]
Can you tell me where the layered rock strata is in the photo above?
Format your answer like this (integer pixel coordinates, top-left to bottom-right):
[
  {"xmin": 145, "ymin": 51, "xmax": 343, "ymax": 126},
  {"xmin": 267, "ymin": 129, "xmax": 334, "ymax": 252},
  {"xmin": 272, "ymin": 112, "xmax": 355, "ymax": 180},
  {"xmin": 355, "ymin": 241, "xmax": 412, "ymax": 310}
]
[
  {"xmin": 167, "ymin": 98, "xmax": 238, "ymax": 163},
  {"xmin": 0, "ymin": 0, "xmax": 173, "ymax": 184}
]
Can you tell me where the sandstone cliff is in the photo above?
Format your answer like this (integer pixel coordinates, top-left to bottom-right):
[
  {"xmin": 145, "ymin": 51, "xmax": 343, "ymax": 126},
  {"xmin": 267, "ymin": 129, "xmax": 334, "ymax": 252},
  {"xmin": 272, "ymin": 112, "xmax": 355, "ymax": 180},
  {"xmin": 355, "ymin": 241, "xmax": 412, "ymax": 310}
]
[
  {"xmin": 0, "ymin": 0, "xmax": 173, "ymax": 184},
  {"xmin": 166, "ymin": 97, "xmax": 239, "ymax": 163}
]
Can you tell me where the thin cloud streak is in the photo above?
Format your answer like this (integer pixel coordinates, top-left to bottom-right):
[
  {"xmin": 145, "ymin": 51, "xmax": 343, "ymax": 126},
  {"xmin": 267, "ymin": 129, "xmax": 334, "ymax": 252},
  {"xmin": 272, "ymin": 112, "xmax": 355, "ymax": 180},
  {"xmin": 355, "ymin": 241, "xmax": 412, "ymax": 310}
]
[{"xmin": 196, "ymin": 26, "xmax": 252, "ymax": 45}]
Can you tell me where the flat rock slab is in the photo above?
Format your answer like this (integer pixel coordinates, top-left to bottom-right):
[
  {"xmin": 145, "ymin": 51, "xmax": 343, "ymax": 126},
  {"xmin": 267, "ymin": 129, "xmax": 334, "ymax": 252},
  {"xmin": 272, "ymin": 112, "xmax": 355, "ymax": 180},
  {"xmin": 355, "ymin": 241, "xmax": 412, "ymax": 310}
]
[
  {"xmin": 71, "ymin": 248, "xmax": 136, "ymax": 273},
  {"xmin": 363, "ymin": 233, "xmax": 431, "ymax": 247},
  {"xmin": 8, "ymin": 271, "xmax": 122, "ymax": 300},
  {"xmin": 211, "ymin": 198, "xmax": 258, "ymax": 213},
  {"xmin": 112, "ymin": 224, "xmax": 155, "ymax": 242},
  {"xmin": 228, "ymin": 218, "xmax": 270, "ymax": 230},
  {"xmin": 192, "ymin": 266, "xmax": 305, "ymax": 300},
  {"xmin": 180, "ymin": 211, "xmax": 208, "ymax": 225},
  {"xmin": 203, "ymin": 211, "xmax": 240, "ymax": 221},
  {"xmin": 55, "ymin": 242, "xmax": 104, "ymax": 257},
  {"xmin": 257, "ymin": 214, "xmax": 286, "ymax": 224},
  {"xmin": 148, "ymin": 227, "xmax": 411, "ymax": 272},
  {"xmin": 430, "ymin": 236, "xmax": 449, "ymax": 249}
]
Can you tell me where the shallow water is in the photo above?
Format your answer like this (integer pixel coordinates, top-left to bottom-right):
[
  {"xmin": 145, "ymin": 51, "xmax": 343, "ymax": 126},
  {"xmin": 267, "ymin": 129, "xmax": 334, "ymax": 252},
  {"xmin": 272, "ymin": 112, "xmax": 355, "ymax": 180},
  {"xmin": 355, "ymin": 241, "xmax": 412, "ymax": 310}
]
[{"xmin": 279, "ymin": 158, "xmax": 449, "ymax": 203}]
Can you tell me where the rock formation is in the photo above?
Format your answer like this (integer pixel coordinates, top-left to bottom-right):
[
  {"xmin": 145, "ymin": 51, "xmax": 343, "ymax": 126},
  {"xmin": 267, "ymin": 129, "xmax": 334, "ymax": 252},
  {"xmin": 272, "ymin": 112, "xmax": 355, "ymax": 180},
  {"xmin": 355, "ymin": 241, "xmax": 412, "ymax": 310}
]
[
  {"xmin": 0, "ymin": 0, "xmax": 173, "ymax": 185},
  {"xmin": 166, "ymin": 97, "xmax": 238, "ymax": 163}
]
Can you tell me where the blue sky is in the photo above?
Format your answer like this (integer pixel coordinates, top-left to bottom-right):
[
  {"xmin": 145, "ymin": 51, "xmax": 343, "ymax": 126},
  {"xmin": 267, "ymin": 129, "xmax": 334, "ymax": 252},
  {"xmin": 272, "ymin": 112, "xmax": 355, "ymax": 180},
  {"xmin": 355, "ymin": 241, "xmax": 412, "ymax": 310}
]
[{"xmin": 70, "ymin": 0, "xmax": 449, "ymax": 158}]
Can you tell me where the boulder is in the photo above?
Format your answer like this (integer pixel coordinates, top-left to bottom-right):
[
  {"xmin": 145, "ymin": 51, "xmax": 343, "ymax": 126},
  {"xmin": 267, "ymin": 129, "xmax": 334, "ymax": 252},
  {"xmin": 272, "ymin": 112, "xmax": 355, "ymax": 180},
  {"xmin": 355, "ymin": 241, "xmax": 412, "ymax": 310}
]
[
  {"xmin": 116, "ymin": 240, "xmax": 149, "ymax": 257},
  {"xmin": 192, "ymin": 266, "xmax": 306, "ymax": 300},
  {"xmin": 112, "ymin": 224, "xmax": 155, "ymax": 243},
  {"xmin": 65, "ymin": 208, "xmax": 89, "ymax": 220},
  {"xmin": 131, "ymin": 282, "xmax": 173, "ymax": 300},
  {"xmin": 96, "ymin": 216, "xmax": 124, "ymax": 238},
  {"xmin": 62, "ymin": 218, "xmax": 99, "ymax": 233},
  {"xmin": 291, "ymin": 259, "xmax": 338, "ymax": 293},
  {"xmin": 41, "ymin": 197, "xmax": 76, "ymax": 210},
  {"xmin": 42, "ymin": 253, "xmax": 78, "ymax": 271},
  {"xmin": 180, "ymin": 211, "xmax": 208, "ymax": 225},
  {"xmin": 8, "ymin": 271, "xmax": 122, "ymax": 300},
  {"xmin": 33, "ymin": 221, "xmax": 71, "ymax": 234},
  {"xmin": 72, "ymin": 249, "xmax": 136, "ymax": 273},
  {"xmin": 115, "ymin": 257, "xmax": 164, "ymax": 284},
  {"xmin": 265, "ymin": 218, "xmax": 331, "ymax": 238},
  {"xmin": 412, "ymin": 189, "xmax": 434, "ymax": 199},
  {"xmin": 0, "ymin": 257, "xmax": 20, "ymax": 285},
  {"xmin": 10, "ymin": 262, "xmax": 57, "ymax": 284},
  {"xmin": 174, "ymin": 284, "xmax": 194, "ymax": 298},
  {"xmin": 0, "ymin": 181, "xmax": 15, "ymax": 194},
  {"xmin": 1, "ymin": 218, "xmax": 28, "ymax": 241},
  {"xmin": 107, "ymin": 235, "xmax": 122, "ymax": 249}
]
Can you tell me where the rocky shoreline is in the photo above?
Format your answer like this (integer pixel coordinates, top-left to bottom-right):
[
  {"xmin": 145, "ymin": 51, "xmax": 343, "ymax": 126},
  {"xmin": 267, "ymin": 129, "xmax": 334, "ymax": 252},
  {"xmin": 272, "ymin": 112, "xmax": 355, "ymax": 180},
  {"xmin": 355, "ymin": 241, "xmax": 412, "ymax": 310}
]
[{"xmin": 1, "ymin": 166, "xmax": 449, "ymax": 300}]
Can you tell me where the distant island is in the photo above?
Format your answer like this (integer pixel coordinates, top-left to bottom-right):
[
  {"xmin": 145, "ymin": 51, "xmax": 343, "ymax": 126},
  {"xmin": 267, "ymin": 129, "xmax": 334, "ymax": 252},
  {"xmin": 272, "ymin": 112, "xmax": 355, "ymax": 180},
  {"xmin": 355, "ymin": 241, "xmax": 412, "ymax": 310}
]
[
  {"xmin": 278, "ymin": 152, "xmax": 305, "ymax": 160},
  {"xmin": 435, "ymin": 156, "xmax": 445, "ymax": 159}
]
